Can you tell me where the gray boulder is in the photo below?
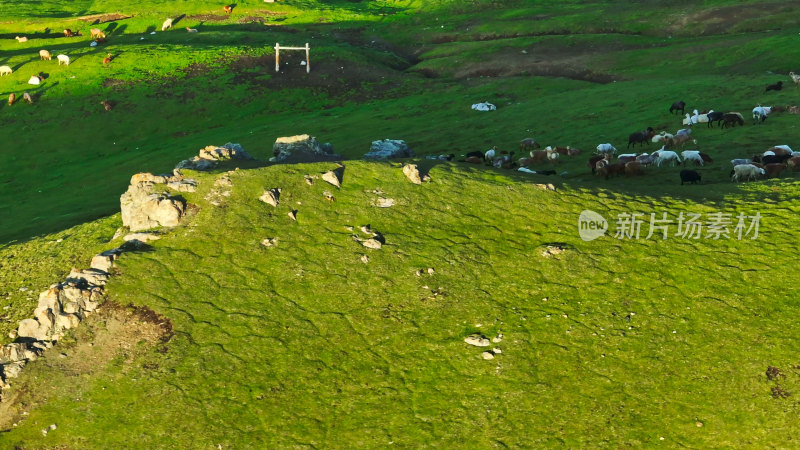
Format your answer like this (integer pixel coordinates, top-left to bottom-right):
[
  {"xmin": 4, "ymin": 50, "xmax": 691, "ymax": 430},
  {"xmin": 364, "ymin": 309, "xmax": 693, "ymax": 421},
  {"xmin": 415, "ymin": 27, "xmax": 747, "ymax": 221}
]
[
  {"xmin": 273, "ymin": 134, "xmax": 339, "ymax": 163},
  {"xmin": 176, "ymin": 143, "xmax": 253, "ymax": 171},
  {"xmin": 364, "ymin": 139, "xmax": 414, "ymax": 160}
]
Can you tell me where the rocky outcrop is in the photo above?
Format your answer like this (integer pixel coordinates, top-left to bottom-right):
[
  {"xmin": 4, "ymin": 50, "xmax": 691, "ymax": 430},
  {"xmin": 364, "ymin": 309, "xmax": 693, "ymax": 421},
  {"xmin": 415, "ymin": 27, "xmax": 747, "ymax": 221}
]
[
  {"xmin": 259, "ymin": 188, "xmax": 281, "ymax": 207},
  {"xmin": 402, "ymin": 164, "xmax": 430, "ymax": 184},
  {"xmin": 120, "ymin": 183, "xmax": 186, "ymax": 232},
  {"xmin": 321, "ymin": 166, "xmax": 344, "ymax": 188},
  {"xmin": 272, "ymin": 134, "xmax": 339, "ymax": 163},
  {"xmin": 175, "ymin": 143, "xmax": 253, "ymax": 171},
  {"xmin": 364, "ymin": 139, "xmax": 414, "ymax": 160}
]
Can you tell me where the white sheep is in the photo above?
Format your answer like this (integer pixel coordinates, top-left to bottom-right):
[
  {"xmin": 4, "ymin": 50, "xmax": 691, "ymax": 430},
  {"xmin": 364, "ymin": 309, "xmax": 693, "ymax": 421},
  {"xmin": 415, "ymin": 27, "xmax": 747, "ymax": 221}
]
[
  {"xmin": 0, "ymin": 65, "xmax": 11, "ymax": 76},
  {"xmin": 651, "ymin": 131, "xmax": 673, "ymax": 143},
  {"xmin": 57, "ymin": 54, "xmax": 69, "ymax": 65},
  {"xmin": 790, "ymin": 72, "xmax": 800, "ymax": 87},
  {"xmin": 731, "ymin": 158, "xmax": 752, "ymax": 167},
  {"xmin": 484, "ymin": 147, "xmax": 496, "ymax": 162},
  {"xmin": 596, "ymin": 143, "xmax": 617, "ymax": 155},
  {"xmin": 762, "ymin": 150, "xmax": 775, "ymax": 157},
  {"xmin": 732, "ymin": 164, "xmax": 764, "ymax": 182},
  {"xmin": 15, "ymin": 36, "xmax": 27, "ymax": 43},
  {"xmin": 675, "ymin": 128, "xmax": 691, "ymax": 137},
  {"xmin": 654, "ymin": 147, "xmax": 681, "ymax": 167},
  {"xmin": 162, "ymin": 18, "xmax": 173, "ymax": 31},
  {"xmin": 753, "ymin": 106, "xmax": 772, "ymax": 123},
  {"xmin": 681, "ymin": 150, "xmax": 703, "ymax": 166}
]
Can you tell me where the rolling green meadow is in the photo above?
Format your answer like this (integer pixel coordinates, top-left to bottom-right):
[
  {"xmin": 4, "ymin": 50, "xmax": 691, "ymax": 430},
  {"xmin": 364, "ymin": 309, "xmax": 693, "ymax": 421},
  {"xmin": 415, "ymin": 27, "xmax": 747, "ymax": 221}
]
[{"xmin": 2, "ymin": 0, "xmax": 800, "ymax": 447}]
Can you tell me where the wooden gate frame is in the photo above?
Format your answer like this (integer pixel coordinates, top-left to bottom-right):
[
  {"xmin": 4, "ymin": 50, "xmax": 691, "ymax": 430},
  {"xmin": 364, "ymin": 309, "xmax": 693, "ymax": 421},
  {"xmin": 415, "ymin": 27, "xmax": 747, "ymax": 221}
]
[{"xmin": 274, "ymin": 42, "xmax": 310, "ymax": 73}]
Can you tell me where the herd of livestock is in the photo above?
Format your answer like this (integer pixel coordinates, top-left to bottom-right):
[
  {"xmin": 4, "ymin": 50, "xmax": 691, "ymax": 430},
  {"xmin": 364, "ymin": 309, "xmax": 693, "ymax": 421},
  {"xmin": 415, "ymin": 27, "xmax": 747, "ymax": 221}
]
[{"xmin": 465, "ymin": 91, "xmax": 800, "ymax": 185}]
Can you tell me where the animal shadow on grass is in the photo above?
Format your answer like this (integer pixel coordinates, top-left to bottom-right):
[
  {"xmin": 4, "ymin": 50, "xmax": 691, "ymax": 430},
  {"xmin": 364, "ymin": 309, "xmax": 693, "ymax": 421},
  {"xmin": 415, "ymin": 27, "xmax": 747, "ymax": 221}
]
[{"xmin": 172, "ymin": 14, "xmax": 186, "ymax": 27}]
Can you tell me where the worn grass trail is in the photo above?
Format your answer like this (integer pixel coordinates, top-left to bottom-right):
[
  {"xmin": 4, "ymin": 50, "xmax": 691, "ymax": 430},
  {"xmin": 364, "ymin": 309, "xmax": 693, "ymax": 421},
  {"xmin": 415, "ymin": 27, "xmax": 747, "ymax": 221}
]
[{"xmin": 2, "ymin": 161, "xmax": 799, "ymax": 446}]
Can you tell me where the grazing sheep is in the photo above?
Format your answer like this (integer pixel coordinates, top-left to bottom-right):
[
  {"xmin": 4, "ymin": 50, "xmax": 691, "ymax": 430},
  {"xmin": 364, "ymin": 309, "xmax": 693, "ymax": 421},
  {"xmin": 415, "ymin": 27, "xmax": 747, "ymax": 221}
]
[
  {"xmin": 764, "ymin": 163, "xmax": 785, "ymax": 178},
  {"xmin": 14, "ymin": 36, "xmax": 27, "ymax": 43},
  {"xmin": 706, "ymin": 111, "xmax": 724, "ymax": 127},
  {"xmin": 587, "ymin": 154, "xmax": 611, "ymax": 174},
  {"xmin": 162, "ymin": 18, "xmax": 173, "ymax": 31},
  {"xmin": 766, "ymin": 81, "xmax": 783, "ymax": 92},
  {"xmin": 39, "ymin": 50, "xmax": 51, "ymax": 60},
  {"xmin": 464, "ymin": 150, "xmax": 483, "ymax": 159},
  {"xmin": 63, "ymin": 29, "xmax": 77, "ymax": 37},
  {"xmin": 669, "ymin": 101, "xmax": 686, "ymax": 115},
  {"xmin": 769, "ymin": 145, "xmax": 793, "ymax": 156},
  {"xmin": 731, "ymin": 164, "xmax": 764, "ymax": 182},
  {"xmin": 636, "ymin": 153, "xmax": 656, "ymax": 167},
  {"xmin": 652, "ymin": 131, "xmax": 673, "ymax": 143},
  {"xmin": 103, "ymin": 53, "xmax": 113, "ymax": 65},
  {"xmin": 223, "ymin": 5, "xmax": 233, "ymax": 14},
  {"xmin": 699, "ymin": 152, "xmax": 713, "ymax": 164},
  {"xmin": 28, "ymin": 75, "xmax": 41, "ymax": 85},
  {"xmin": 763, "ymin": 150, "xmax": 775, "ymax": 157},
  {"xmin": 23, "ymin": 92, "xmax": 32, "ymax": 104},
  {"xmin": 0, "ymin": 65, "xmax": 11, "ymax": 76},
  {"xmin": 721, "ymin": 112, "xmax": 744, "ymax": 128},
  {"xmin": 57, "ymin": 54, "xmax": 69, "ymax": 65},
  {"xmin": 680, "ymin": 170, "xmax": 701, "ymax": 185},
  {"xmin": 654, "ymin": 148, "xmax": 681, "ymax": 167},
  {"xmin": 545, "ymin": 149, "xmax": 560, "ymax": 164},
  {"xmin": 624, "ymin": 161, "xmax": 644, "ymax": 176},
  {"xmin": 551, "ymin": 146, "xmax": 578, "ymax": 156},
  {"xmin": 186, "ymin": 27, "xmax": 198, "ymax": 33},
  {"xmin": 681, "ymin": 150, "xmax": 704, "ymax": 166},
  {"xmin": 90, "ymin": 28, "xmax": 105, "ymax": 40},
  {"xmin": 731, "ymin": 158, "xmax": 752, "ymax": 167},
  {"xmin": 597, "ymin": 162, "xmax": 625, "ymax": 180},
  {"xmin": 484, "ymin": 146, "xmax": 496, "ymax": 163},
  {"xmin": 520, "ymin": 138, "xmax": 540, "ymax": 152},
  {"xmin": 8, "ymin": 93, "xmax": 15, "ymax": 106},
  {"xmin": 628, "ymin": 128, "xmax": 655, "ymax": 149},
  {"xmin": 787, "ymin": 156, "xmax": 800, "ymax": 171},
  {"xmin": 790, "ymin": 72, "xmax": 800, "ymax": 87},
  {"xmin": 530, "ymin": 150, "xmax": 549, "ymax": 163},
  {"xmin": 596, "ymin": 143, "xmax": 617, "ymax": 155},
  {"xmin": 752, "ymin": 106, "xmax": 772, "ymax": 124},
  {"xmin": 664, "ymin": 133, "xmax": 696, "ymax": 149},
  {"xmin": 675, "ymin": 128, "xmax": 692, "ymax": 137}
]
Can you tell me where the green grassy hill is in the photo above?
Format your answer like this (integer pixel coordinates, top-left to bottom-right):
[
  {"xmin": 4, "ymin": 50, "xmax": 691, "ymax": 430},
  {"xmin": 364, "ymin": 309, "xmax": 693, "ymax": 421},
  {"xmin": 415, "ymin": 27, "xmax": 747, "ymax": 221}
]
[{"xmin": 2, "ymin": 0, "xmax": 800, "ymax": 446}]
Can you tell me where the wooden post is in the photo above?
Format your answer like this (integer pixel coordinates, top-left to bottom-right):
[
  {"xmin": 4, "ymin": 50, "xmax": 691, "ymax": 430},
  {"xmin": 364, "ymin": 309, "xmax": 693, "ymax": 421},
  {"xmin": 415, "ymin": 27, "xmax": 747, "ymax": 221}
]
[
  {"xmin": 275, "ymin": 43, "xmax": 280, "ymax": 72},
  {"xmin": 305, "ymin": 42, "xmax": 310, "ymax": 73}
]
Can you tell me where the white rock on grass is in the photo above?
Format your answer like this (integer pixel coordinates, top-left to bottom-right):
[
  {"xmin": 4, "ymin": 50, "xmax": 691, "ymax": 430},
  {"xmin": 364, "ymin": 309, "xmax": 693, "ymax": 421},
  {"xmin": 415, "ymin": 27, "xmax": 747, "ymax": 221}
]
[
  {"xmin": 482, "ymin": 351, "xmax": 495, "ymax": 360},
  {"xmin": 464, "ymin": 333, "xmax": 491, "ymax": 347},
  {"xmin": 259, "ymin": 188, "xmax": 281, "ymax": 207}
]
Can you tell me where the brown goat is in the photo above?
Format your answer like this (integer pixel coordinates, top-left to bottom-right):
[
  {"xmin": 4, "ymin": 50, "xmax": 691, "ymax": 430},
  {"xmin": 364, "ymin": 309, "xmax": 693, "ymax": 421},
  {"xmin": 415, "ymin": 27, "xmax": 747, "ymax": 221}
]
[
  {"xmin": 103, "ymin": 53, "xmax": 112, "ymax": 65},
  {"xmin": 764, "ymin": 163, "xmax": 786, "ymax": 178},
  {"xmin": 101, "ymin": 100, "xmax": 113, "ymax": 111},
  {"xmin": 90, "ymin": 28, "xmax": 106, "ymax": 40},
  {"xmin": 223, "ymin": 5, "xmax": 233, "ymax": 14},
  {"xmin": 8, "ymin": 93, "xmax": 15, "ymax": 106},
  {"xmin": 520, "ymin": 138, "xmax": 541, "ymax": 152},
  {"xmin": 625, "ymin": 161, "xmax": 645, "ymax": 176},
  {"xmin": 787, "ymin": 156, "xmax": 800, "ymax": 171},
  {"xmin": 23, "ymin": 92, "xmax": 32, "ymax": 104}
]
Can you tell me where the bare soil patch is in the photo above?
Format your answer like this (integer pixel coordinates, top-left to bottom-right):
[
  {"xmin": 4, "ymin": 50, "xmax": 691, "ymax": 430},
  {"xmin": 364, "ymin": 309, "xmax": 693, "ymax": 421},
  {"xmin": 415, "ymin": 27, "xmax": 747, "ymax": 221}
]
[
  {"xmin": 669, "ymin": 3, "xmax": 792, "ymax": 35},
  {"xmin": 75, "ymin": 13, "xmax": 133, "ymax": 24},
  {"xmin": 0, "ymin": 302, "xmax": 172, "ymax": 431},
  {"xmin": 187, "ymin": 14, "xmax": 229, "ymax": 22}
]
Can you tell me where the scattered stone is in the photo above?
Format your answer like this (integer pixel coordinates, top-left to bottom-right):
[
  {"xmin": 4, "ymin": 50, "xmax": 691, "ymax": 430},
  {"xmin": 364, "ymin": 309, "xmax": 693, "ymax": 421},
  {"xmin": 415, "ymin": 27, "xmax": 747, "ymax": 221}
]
[
  {"xmin": 123, "ymin": 232, "xmax": 161, "ymax": 243},
  {"xmin": 533, "ymin": 183, "xmax": 556, "ymax": 191},
  {"xmin": 482, "ymin": 351, "xmax": 495, "ymax": 360},
  {"xmin": 364, "ymin": 139, "xmax": 414, "ymax": 160},
  {"xmin": 261, "ymin": 237, "xmax": 278, "ymax": 247},
  {"xmin": 214, "ymin": 175, "xmax": 233, "ymax": 188},
  {"xmin": 321, "ymin": 166, "xmax": 344, "ymax": 188},
  {"xmin": 175, "ymin": 143, "xmax": 253, "ymax": 171},
  {"xmin": 288, "ymin": 210, "xmax": 297, "ymax": 221},
  {"xmin": 273, "ymin": 134, "xmax": 340, "ymax": 163},
  {"xmin": 402, "ymin": 164, "xmax": 430, "ymax": 184},
  {"xmin": 427, "ymin": 267, "xmax": 435, "ymax": 275},
  {"xmin": 492, "ymin": 348, "xmax": 502, "ymax": 354},
  {"xmin": 323, "ymin": 191, "xmax": 335, "ymax": 202},
  {"xmin": 360, "ymin": 254, "xmax": 369, "ymax": 263},
  {"xmin": 259, "ymin": 188, "xmax": 281, "ymax": 207},
  {"xmin": 362, "ymin": 239, "xmax": 382, "ymax": 249},
  {"xmin": 415, "ymin": 268, "xmax": 435, "ymax": 276},
  {"xmin": 374, "ymin": 198, "xmax": 395, "ymax": 208},
  {"xmin": 464, "ymin": 333, "xmax": 491, "ymax": 347},
  {"xmin": 304, "ymin": 175, "xmax": 315, "ymax": 185},
  {"xmin": 66, "ymin": 268, "xmax": 109, "ymax": 286},
  {"xmin": 696, "ymin": 421, "xmax": 703, "ymax": 427},
  {"xmin": 167, "ymin": 178, "xmax": 198, "ymax": 192},
  {"xmin": 360, "ymin": 225, "xmax": 374, "ymax": 236},
  {"xmin": 90, "ymin": 249, "xmax": 121, "ymax": 272},
  {"xmin": 541, "ymin": 243, "xmax": 568, "ymax": 257},
  {"xmin": 492, "ymin": 333, "xmax": 503, "ymax": 343}
]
